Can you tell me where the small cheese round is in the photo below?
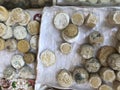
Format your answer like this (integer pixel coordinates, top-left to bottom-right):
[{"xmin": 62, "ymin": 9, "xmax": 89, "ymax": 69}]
[
  {"xmin": 89, "ymin": 75, "xmax": 102, "ymax": 89},
  {"xmin": 54, "ymin": 13, "xmax": 70, "ymax": 30},
  {"xmin": 0, "ymin": 38, "xmax": 5, "ymax": 51},
  {"xmin": 88, "ymin": 0, "xmax": 98, "ymax": 4},
  {"xmin": 57, "ymin": 69, "xmax": 73, "ymax": 88},
  {"xmin": 19, "ymin": 11, "xmax": 31, "ymax": 26},
  {"xmin": 23, "ymin": 53, "xmax": 35, "ymax": 64},
  {"xmin": 0, "ymin": 6, "xmax": 9, "ymax": 21},
  {"xmin": 2, "ymin": 26, "xmax": 13, "ymax": 39},
  {"xmin": 73, "ymin": 67, "xmax": 89, "ymax": 84},
  {"xmin": 99, "ymin": 84, "xmax": 113, "ymax": 90},
  {"xmin": 0, "ymin": 23, "xmax": 7, "ymax": 36},
  {"xmin": 60, "ymin": 43, "xmax": 72, "ymax": 54},
  {"xmin": 89, "ymin": 31, "xmax": 104, "ymax": 45},
  {"xmin": 40, "ymin": 50, "xmax": 56, "ymax": 67},
  {"xmin": 80, "ymin": 44, "xmax": 94, "ymax": 59},
  {"xmin": 17, "ymin": 40, "xmax": 30, "ymax": 53},
  {"xmin": 99, "ymin": 0, "xmax": 110, "ymax": 4},
  {"xmin": 71, "ymin": 13, "xmax": 84, "ymax": 26},
  {"xmin": 3, "ymin": 66, "xmax": 16, "ymax": 79},
  {"xmin": 27, "ymin": 20, "xmax": 40, "ymax": 35},
  {"xmin": 30, "ymin": 35, "xmax": 38, "ymax": 50},
  {"xmin": 14, "ymin": 26, "xmax": 27, "ymax": 40},
  {"xmin": 85, "ymin": 13, "xmax": 97, "ymax": 28},
  {"xmin": 116, "ymin": 30, "xmax": 120, "ymax": 41},
  {"xmin": 117, "ymin": 71, "xmax": 120, "ymax": 81},
  {"xmin": 11, "ymin": 54, "xmax": 25, "ymax": 69},
  {"xmin": 108, "ymin": 11, "xmax": 120, "ymax": 25},
  {"xmin": 5, "ymin": 39, "xmax": 17, "ymax": 52},
  {"xmin": 100, "ymin": 68, "xmax": 116, "ymax": 83},
  {"xmin": 63, "ymin": 24, "xmax": 78, "ymax": 38},
  {"xmin": 10, "ymin": 8, "xmax": 24, "ymax": 23},
  {"xmin": 97, "ymin": 46, "xmax": 116, "ymax": 66},
  {"xmin": 85, "ymin": 58, "xmax": 101, "ymax": 73},
  {"xmin": 108, "ymin": 53, "xmax": 120, "ymax": 71},
  {"xmin": 18, "ymin": 65, "xmax": 35, "ymax": 79}
]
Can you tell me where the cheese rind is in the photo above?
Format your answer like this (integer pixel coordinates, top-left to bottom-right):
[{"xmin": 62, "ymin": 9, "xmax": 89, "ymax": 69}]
[
  {"xmin": 0, "ymin": 38, "xmax": 5, "ymax": 51},
  {"xmin": 99, "ymin": 84, "xmax": 113, "ymax": 90},
  {"xmin": 60, "ymin": 43, "xmax": 72, "ymax": 54},
  {"xmin": 30, "ymin": 35, "xmax": 38, "ymax": 50},
  {"xmin": 0, "ymin": 23, "xmax": 7, "ymax": 37}
]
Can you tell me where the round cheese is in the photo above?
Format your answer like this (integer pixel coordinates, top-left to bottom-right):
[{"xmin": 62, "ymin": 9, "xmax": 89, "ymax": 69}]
[
  {"xmin": 5, "ymin": 39, "xmax": 17, "ymax": 52},
  {"xmin": 30, "ymin": 35, "xmax": 38, "ymax": 50},
  {"xmin": 11, "ymin": 54, "xmax": 25, "ymax": 69},
  {"xmin": 100, "ymin": 68, "xmax": 116, "ymax": 83},
  {"xmin": 19, "ymin": 11, "xmax": 31, "ymax": 26},
  {"xmin": 85, "ymin": 58, "xmax": 101, "ymax": 73},
  {"xmin": 108, "ymin": 53, "xmax": 120, "ymax": 71},
  {"xmin": 89, "ymin": 75, "xmax": 102, "ymax": 89},
  {"xmin": 27, "ymin": 20, "xmax": 40, "ymax": 35},
  {"xmin": 57, "ymin": 69, "xmax": 73, "ymax": 88},
  {"xmin": 71, "ymin": 13, "xmax": 84, "ymax": 26},
  {"xmin": 14, "ymin": 26, "xmax": 27, "ymax": 40},
  {"xmin": 73, "ymin": 67, "xmax": 89, "ymax": 84},
  {"xmin": 97, "ymin": 46, "xmax": 116, "ymax": 66},
  {"xmin": 17, "ymin": 40, "xmax": 30, "ymax": 53},
  {"xmin": 89, "ymin": 31, "xmax": 104, "ymax": 45},
  {"xmin": 85, "ymin": 13, "xmax": 98, "ymax": 28},
  {"xmin": 24, "ymin": 53, "xmax": 35, "ymax": 64},
  {"xmin": 60, "ymin": 43, "xmax": 72, "ymax": 54},
  {"xmin": 80, "ymin": 44, "xmax": 94, "ymax": 59},
  {"xmin": 40, "ymin": 50, "xmax": 56, "ymax": 67},
  {"xmin": 54, "ymin": 13, "xmax": 70, "ymax": 30},
  {"xmin": 2, "ymin": 26, "xmax": 13, "ymax": 39}
]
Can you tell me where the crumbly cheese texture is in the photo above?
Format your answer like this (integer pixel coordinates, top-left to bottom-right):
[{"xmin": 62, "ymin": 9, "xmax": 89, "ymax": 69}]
[
  {"xmin": 3, "ymin": 66, "xmax": 16, "ymax": 79},
  {"xmin": 97, "ymin": 46, "xmax": 116, "ymax": 66},
  {"xmin": 108, "ymin": 54, "xmax": 120, "ymax": 71},
  {"xmin": 89, "ymin": 31, "xmax": 104, "ymax": 45},
  {"xmin": 27, "ymin": 20, "xmax": 40, "ymax": 35},
  {"xmin": 85, "ymin": 13, "xmax": 97, "ymax": 28},
  {"xmin": 100, "ymin": 68, "xmax": 116, "ymax": 83},
  {"xmin": 57, "ymin": 69, "xmax": 73, "ymax": 88},
  {"xmin": 71, "ymin": 13, "xmax": 84, "ymax": 26},
  {"xmin": 0, "ymin": 23, "xmax": 7, "ymax": 37},
  {"xmin": 54, "ymin": 13, "xmax": 70, "ymax": 30},
  {"xmin": 2, "ymin": 26, "xmax": 13, "ymax": 39},
  {"xmin": 80, "ymin": 44, "xmax": 94, "ymax": 59},
  {"xmin": 11, "ymin": 55, "xmax": 25, "ymax": 69},
  {"xmin": 40, "ymin": 50, "xmax": 56, "ymax": 67},
  {"xmin": 73, "ymin": 67, "xmax": 89, "ymax": 84},
  {"xmin": 0, "ymin": 38, "xmax": 5, "ymax": 51},
  {"xmin": 89, "ymin": 75, "xmax": 102, "ymax": 89},
  {"xmin": 99, "ymin": 85, "xmax": 113, "ymax": 90},
  {"xmin": 85, "ymin": 58, "xmax": 101, "ymax": 73},
  {"xmin": 30, "ymin": 35, "xmax": 38, "ymax": 50},
  {"xmin": 60, "ymin": 43, "xmax": 72, "ymax": 54},
  {"xmin": 17, "ymin": 40, "xmax": 30, "ymax": 53},
  {"xmin": 5, "ymin": 39, "xmax": 17, "ymax": 52},
  {"xmin": 0, "ymin": 6, "xmax": 9, "ymax": 21}
]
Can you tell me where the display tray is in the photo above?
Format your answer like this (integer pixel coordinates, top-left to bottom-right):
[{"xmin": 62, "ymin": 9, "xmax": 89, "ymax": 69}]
[
  {"xmin": 0, "ymin": 9, "xmax": 42, "ymax": 79},
  {"xmin": 36, "ymin": 6, "xmax": 120, "ymax": 90}
]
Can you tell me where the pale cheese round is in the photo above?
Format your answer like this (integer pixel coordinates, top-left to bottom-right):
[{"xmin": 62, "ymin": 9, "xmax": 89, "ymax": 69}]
[
  {"xmin": 0, "ymin": 23, "xmax": 7, "ymax": 36},
  {"xmin": 54, "ymin": 13, "xmax": 70, "ymax": 30}
]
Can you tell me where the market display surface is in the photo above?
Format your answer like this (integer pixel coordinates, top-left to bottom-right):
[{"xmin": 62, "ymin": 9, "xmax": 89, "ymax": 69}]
[
  {"xmin": 0, "ymin": 6, "xmax": 42, "ymax": 90},
  {"xmin": 36, "ymin": 6, "xmax": 120, "ymax": 90}
]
